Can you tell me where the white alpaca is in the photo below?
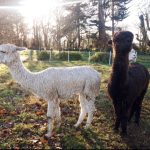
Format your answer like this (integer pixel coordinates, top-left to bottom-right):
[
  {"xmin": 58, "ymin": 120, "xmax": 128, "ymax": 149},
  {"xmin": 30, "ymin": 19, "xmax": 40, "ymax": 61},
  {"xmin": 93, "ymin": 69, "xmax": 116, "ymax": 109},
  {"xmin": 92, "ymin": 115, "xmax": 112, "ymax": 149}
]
[
  {"xmin": 129, "ymin": 49, "xmax": 137, "ymax": 62},
  {"xmin": 0, "ymin": 44, "xmax": 101, "ymax": 138}
]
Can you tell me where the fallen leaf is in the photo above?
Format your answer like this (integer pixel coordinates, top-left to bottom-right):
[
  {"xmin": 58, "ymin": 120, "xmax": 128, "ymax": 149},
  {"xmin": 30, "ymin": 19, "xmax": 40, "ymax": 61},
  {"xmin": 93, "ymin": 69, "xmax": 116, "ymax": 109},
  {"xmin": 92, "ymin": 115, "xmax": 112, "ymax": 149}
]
[
  {"xmin": 33, "ymin": 124, "xmax": 41, "ymax": 128},
  {"xmin": 0, "ymin": 109, "xmax": 7, "ymax": 116},
  {"xmin": 14, "ymin": 147, "xmax": 20, "ymax": 150},
  {"xmin": 40, "ymin": 137, "xmax": 48, "ymax": 144},
  {"xmin": 0, "ymin": 129, "xmax": 11, "ymax": 137},
  {"xmin": 55, "ymin": 147, "xmax": 62, "ymax": 149},
  {"xmin": 36, "ymin": 111, "xmax": 45, "ymax": 116},
  {"xmin": 31, "ymin": 139, "xmax": 39, "ymax": 144},
  {"xmin": 10, "ymin": 111, "xmax": 17, "ymax": 115}
]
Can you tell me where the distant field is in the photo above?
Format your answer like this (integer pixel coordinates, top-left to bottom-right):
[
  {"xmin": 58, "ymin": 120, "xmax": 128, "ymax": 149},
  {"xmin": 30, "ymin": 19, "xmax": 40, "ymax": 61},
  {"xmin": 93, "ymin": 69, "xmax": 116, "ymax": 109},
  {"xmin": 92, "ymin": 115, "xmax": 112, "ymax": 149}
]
[{"xmin": 0, "ymin": 53, "xmax": 150, "ymax": 149}]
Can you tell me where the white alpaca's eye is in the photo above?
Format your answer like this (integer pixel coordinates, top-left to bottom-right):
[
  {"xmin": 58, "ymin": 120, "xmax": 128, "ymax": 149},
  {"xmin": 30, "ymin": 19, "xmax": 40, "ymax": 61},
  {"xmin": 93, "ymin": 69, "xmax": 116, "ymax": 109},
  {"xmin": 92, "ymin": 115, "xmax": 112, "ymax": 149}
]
[{"xmin": 0, "ymin": 51, "xmax": 6, "ymax": 54}]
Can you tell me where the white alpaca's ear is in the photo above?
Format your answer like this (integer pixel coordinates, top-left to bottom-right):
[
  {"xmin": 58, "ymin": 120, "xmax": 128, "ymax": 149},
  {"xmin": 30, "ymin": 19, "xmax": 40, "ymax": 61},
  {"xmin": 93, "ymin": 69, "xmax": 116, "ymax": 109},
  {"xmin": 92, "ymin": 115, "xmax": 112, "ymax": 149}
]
[{"xmin": 16, "ymin": 46, "xmax": 27, "ymax": 51}]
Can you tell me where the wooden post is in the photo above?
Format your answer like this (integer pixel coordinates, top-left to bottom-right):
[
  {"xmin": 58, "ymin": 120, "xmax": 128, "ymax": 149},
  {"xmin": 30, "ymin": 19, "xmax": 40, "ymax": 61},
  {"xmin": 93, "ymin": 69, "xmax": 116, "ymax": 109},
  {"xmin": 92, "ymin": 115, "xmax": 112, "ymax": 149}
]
[
  {"xmin": 88, "ymin": 51, "xmax": 91, "ymax": 64},
  {"xmin": 68, "ymin": 50, "xmax": 70, "ymax": 62},
  {"xmin": 109, "ymin": 51, "xmax": 112, "ymax": 65},
  {"xmin": 29, "ymin": 49, "xmax": 32, "ymax": 61},
  {"xmin": 49, "ymin": 50, "xmax": 52, "ymax": 62}
]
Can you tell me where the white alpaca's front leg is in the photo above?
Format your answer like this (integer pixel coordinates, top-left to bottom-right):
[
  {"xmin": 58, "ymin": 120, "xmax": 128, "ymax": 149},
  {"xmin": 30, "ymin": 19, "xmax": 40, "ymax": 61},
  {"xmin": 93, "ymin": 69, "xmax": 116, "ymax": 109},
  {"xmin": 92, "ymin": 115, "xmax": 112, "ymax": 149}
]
[{"xmin": 45, "ymin": 100, "xmax": 55, "ymax": 138}]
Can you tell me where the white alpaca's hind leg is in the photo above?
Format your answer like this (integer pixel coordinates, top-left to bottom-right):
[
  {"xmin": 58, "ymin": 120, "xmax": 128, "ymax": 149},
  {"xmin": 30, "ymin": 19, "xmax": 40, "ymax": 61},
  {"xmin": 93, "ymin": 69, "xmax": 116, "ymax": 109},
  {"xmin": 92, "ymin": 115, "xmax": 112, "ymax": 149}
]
[
  {"xmin": 45, "ymin": 100, "xmax": 56, "ymax": 138},
  {"xmin": 85, "ymin": 98, "xmax": 96, "ymax": 129},
  {"xmin": 55, "ymin": 102, "xmax": 61, "ymax": 128},
  {"xmin": 74, "ymin": 94, "xmax": 87, "ymax": 127}
]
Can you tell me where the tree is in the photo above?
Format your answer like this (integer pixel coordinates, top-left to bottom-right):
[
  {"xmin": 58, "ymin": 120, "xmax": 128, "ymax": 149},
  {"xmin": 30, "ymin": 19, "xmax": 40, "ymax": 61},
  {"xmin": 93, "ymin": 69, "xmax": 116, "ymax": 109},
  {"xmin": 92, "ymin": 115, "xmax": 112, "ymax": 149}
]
[
  {"xmin": 0, "ymin": 10, "xmax": 27, "ymax": 46},
  {"xmin": 136, "ymin": 1, "xmax": 150, "ymax": 50},
  {"xmin": 111, "ymin": 0, "xmax": 131, "ymax": 37},
  {"xmin": 63, "ymin": 1, "xmax": 89, "ymax": 50},
  {"xmin": 31, "ymin": 18, "xmax": 43, "ymax": 50},
  {"xmin": 51, "ymin": 8, "xmax": 66, "ymax": 51},
  {"xmin": 89, "ymin": 0, "xmax": 110, "ymax": 49},
  {"xmin": 136, "ymin": 14, "xmax": 150, "ymax": 50},
  {"xmin": 13, "ymin": 12, "xmax": 28, "ymax": 46},
  {"xmin": 89, "ymin": 0, "xmax": 131, "ymax": 48},
  {"xmin": 41, "ymin": 19, "xmax": 52, "ymax": 50}
]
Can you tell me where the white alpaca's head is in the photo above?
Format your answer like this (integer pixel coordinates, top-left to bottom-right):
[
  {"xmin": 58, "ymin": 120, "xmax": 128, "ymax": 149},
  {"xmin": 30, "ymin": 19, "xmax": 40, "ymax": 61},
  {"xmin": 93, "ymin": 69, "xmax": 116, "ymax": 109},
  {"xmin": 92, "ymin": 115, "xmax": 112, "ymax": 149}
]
[
  {"xmin": 0, "ymin": 44, "xmax": 26, "ymax": 65},
  {"xmin": 129, "ymin": 49, "xmax": 137, "ymax": 63}
]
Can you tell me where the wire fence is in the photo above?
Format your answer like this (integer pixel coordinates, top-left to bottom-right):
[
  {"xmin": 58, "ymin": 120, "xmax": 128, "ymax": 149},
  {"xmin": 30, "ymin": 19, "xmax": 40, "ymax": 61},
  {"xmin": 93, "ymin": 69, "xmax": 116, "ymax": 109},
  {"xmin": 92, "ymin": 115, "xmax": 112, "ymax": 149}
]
[
  {"xmin": 20, "ymin": 49, "xmax": 150, "ymax": 68},
  {"xmin": 20, "ymin": 50, "xmax": 112, "ymax": 65}
]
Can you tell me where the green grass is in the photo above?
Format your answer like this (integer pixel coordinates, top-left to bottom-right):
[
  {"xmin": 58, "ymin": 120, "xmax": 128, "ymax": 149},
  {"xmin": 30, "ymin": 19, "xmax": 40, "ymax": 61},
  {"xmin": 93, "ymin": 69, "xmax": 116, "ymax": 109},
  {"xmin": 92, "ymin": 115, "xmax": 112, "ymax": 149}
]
[
  {"xmin": 0, "ymin": 54, "xmax": 150, "ymax": 149},
  {"xmin": 137, "ymin": 55, "xmax": 150, "ymax": 69}
]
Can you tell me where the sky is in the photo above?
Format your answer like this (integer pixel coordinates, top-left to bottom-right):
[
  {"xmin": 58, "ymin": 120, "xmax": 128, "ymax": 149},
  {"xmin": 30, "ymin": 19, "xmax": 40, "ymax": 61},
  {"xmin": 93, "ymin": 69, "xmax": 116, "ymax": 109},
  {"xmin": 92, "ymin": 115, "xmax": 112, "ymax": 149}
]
[
  {"xmin": 117, "ymin": 0, "xmax": 150, "ymax": 42},
  {"xmin": 112, "ymin": 0, "xmax": 148, "ymax": 42}
]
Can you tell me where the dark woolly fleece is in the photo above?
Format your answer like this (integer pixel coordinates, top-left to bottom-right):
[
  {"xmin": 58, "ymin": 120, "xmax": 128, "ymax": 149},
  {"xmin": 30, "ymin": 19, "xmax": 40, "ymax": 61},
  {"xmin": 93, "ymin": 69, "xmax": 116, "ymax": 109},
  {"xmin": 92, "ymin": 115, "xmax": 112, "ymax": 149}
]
[{"xmin": 107, "ymin": 31, "xmax": 150, "ymax": 135}]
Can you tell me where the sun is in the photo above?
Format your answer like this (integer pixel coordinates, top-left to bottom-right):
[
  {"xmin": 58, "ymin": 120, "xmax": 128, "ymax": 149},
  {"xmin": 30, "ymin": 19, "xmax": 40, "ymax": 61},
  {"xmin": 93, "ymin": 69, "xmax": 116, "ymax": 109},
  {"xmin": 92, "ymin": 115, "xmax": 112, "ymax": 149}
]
[{"xmin": 19, "ymin": 0, "xmax": 61, "ymax": 24}]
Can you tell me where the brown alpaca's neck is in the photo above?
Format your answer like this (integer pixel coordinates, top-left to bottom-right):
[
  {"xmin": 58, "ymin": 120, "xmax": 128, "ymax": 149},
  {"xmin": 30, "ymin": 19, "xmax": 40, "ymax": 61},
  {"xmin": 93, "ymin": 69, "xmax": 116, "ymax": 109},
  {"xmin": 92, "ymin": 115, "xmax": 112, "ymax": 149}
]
[{"xmin": 111, "ymin": 52, "xmax": 129, "ymax": 87}]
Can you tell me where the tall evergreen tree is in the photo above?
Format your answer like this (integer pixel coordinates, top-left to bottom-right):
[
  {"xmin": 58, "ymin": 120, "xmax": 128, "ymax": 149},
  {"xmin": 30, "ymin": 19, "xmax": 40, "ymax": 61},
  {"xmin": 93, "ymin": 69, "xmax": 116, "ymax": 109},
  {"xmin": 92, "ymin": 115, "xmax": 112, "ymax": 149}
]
[
  {"xmin": 63, "ymin": 1, "xmax": 89, "ymax": 49},
  {"xmin": 89, "ymin": 0, "xmax": 131, "ymax": 48},
  {"xmin": 89, "ymin": 0, "xmax": 110, "ymax": 49},
  {"xmin": 111, "ymin": 0, "xmax": 131, "ymax": 36}
]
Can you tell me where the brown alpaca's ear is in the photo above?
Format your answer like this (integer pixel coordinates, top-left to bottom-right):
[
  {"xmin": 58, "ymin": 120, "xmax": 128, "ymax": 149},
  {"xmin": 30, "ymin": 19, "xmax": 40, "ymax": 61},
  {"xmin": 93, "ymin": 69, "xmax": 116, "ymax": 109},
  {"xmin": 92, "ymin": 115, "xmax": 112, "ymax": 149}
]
[{"xmin": 108, "ymin": 40, "xmax": 112, "ymax": 45}]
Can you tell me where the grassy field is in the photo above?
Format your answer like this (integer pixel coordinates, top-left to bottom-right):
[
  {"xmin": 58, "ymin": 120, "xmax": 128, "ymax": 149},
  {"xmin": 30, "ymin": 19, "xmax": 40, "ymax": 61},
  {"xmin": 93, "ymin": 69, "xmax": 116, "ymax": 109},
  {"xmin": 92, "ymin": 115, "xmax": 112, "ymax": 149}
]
[{"xmin": 0, "ymin": 54, "xmax": 150, "ymax": 149}]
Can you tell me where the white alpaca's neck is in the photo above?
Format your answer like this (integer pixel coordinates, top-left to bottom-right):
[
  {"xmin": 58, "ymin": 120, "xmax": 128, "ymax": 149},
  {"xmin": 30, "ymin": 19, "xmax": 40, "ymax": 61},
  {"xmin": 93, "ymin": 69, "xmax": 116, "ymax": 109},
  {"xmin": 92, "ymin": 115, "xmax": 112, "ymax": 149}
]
[{"xmin": 8, "ymin": 58, "xmax": 34, "ymax": 88}]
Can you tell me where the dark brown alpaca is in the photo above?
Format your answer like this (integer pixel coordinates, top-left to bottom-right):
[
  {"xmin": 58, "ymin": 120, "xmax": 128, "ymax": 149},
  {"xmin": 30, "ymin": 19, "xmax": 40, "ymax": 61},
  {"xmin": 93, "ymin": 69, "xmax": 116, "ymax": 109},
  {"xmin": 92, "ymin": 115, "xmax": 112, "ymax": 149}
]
[{"xmin": 107, "ymin": 31, "xmax": 149, "ymax": 135}]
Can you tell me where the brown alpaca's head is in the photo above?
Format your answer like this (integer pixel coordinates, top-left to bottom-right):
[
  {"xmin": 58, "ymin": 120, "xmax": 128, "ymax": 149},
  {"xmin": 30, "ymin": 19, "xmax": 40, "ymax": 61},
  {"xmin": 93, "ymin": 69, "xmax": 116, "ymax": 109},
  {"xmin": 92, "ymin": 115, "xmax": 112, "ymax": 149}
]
[{"xmin": 113, "ymin": 31, "xmax": 134, "ymax": 54}]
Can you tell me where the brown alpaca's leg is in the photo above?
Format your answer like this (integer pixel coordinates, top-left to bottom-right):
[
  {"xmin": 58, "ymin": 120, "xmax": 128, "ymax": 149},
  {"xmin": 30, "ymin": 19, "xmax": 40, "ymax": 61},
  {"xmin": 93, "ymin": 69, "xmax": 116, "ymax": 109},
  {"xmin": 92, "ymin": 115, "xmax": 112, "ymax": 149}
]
[
  {"xmin": 121, "ymin": 116, "xmax": 127, "ymax": 135},
  {"xmin": 114, "ymin": 116, "xmax": 121, "ymax": 131},
  {"xmin": 134, "ymin": 88, "xmax": 147, "ymax": 125},
  {"xmin": 113, "ymin": 102, "xmax": 121, "ymax": 131},
  {"xmin": 134, "ymin": 105, "xmax": 141, "ymax": 125},
  {"xmin": 128, "ymin": 102, "xmax": 136, "ymax": 123},
  {"xmin": 120, "ymin": 100, "xmax": 128, "ymax": 135}
]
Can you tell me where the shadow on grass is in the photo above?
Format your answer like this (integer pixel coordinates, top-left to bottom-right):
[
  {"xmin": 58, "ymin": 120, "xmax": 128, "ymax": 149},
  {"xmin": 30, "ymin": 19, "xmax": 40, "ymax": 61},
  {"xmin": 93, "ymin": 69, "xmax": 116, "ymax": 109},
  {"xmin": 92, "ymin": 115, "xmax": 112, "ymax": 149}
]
[
  {"xmin": 96, "ymin": 91, "xmax": 150, "ymax": 149},
  {"xmin": 80, "ymin": 128, "xmax": 105, "ymax": 149},
  {"xmin": 121, "ymin": 120, "xmax": 150, "ymax": 149},
  {"xmin": 122, "ymin": 99, "xmax": 150, "ymax": 149},
  {"xmin": 60, "ymin": 134, "xmax": 86, "ymax": 149}
]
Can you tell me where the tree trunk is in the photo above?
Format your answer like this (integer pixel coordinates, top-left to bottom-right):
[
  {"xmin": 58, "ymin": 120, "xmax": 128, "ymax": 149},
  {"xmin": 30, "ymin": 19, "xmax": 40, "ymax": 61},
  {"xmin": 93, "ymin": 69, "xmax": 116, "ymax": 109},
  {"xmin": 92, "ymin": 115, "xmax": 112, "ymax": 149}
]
[
  {"xmin": 138, "ymin": 15, "xmax": 150, "ymax": 49},
  {"xmin": 145, "ymin": 13, "xmax": 150, "ymax": 31},
  {"xmin": 111, "ymin": 0, "xmax": 115, "ymax": 38},
  {"xmin": 98, "ymin": 0, "xmax": 108, "ymax": 50},
  {"xmin": 77, "ymin": 19, "xmax": 81, "ymax": 50}
]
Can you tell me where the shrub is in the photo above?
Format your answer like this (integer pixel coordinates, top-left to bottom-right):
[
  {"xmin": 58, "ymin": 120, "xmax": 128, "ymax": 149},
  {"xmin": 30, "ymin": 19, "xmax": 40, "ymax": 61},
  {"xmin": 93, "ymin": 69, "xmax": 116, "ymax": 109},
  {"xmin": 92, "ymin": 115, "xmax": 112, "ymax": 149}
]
[
  {"xmin": 37, "ymin": 51, "xmax": 50, "ymax": 60},
  {"xmin": 90, "ymin": 52, "xmax": 109, "ymax": 63},
  {"xmin": 56, "ymin": 52, "xmax": 82, "ymax": 61}
]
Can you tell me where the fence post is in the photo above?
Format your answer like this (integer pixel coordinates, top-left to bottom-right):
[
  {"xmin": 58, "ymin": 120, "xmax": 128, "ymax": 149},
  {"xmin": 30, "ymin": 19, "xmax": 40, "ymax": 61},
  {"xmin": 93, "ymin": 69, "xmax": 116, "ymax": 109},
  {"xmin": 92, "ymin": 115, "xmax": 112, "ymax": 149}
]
[
  {"xmin": 29, "ymin": 49, "xmax": 33, "ymax": 61},
  {"xmin": 88, "ymin": 51, "xmax": 91, "ymax": 64},
  {"xmin": 49, "ymin": 50, "xmax": 52, "ymax": 62},
  {"xmin": 109, "ymin": 51, "xmax": 112, "ymax": 65},
  {"xmin": 68, "ymin": 50, "xmax": 70, "ymax": 62}
]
